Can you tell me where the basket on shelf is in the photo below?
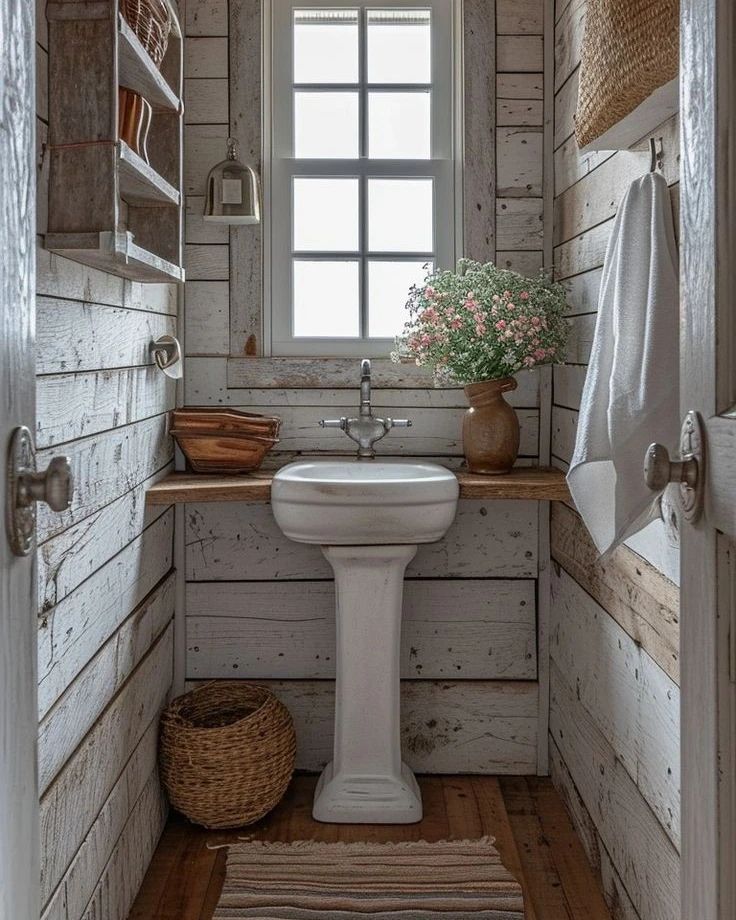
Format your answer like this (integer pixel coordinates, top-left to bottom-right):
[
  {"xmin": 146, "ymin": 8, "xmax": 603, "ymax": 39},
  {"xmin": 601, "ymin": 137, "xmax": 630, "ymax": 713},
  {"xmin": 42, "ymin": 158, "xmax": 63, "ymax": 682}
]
[
  {"xmin": 120, "ymin": 0, "xmax": 173, "ymax": 67},
  {"xmin": 159, "ymin": 682, "xmax": 296, "ymax": 829},
  {"xmin": 575, "ymin": 0, "xmax": 679, "ymax": 148}
]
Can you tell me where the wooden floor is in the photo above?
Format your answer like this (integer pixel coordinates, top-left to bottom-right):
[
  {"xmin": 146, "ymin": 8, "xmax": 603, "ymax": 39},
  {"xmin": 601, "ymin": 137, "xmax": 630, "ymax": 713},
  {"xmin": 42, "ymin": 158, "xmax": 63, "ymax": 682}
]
[{"xmin": 129, "ymin": 775, "xmax": 611, "ymax": 920}]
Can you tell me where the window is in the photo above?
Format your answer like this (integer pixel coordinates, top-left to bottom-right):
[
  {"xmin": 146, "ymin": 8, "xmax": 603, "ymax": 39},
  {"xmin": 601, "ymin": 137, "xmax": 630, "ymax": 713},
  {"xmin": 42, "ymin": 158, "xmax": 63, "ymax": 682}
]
[{"xmin": 266, "ymin": 0, "xmax": 460, "ymax": 356}]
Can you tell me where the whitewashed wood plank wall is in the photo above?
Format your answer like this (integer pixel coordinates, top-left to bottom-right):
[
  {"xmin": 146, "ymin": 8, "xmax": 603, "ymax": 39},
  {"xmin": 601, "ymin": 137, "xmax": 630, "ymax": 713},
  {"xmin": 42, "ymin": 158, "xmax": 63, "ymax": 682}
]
[
  {"xmin": 35, "ymin": 6, "xmax": 177, "ymax": 919},
  {"xmin": 549, "ymin": 2, "xmax": 681, "ymax": 918},
  {"xmin": 181, "ymin": 0, "xmax": 550, "ymax": 774}
]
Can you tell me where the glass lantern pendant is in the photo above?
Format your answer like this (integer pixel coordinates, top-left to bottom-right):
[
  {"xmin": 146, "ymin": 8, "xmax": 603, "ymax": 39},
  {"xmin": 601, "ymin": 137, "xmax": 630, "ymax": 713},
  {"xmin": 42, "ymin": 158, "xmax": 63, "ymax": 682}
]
[{"xmin": 203, "ymin": 137, "xmax": 261, "ymax": 224}]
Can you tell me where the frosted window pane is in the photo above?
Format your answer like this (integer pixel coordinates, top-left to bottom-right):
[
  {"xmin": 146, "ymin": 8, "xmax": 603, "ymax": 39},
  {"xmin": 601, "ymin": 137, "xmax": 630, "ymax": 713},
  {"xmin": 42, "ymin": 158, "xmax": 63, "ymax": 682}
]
[
  {"xmin": 293, "ymin": 11, "xmax": 359, "ymax": 83},
  {"xmin": 368, "ymin": 260, "xmax": 431, "ymax": 338},
  {"xmin": 295, "ymin": 92, "xmax": 359, "ymax": 158},
  {"xmin": 367, "ymin": 10, "xmax": 431, "ymax": 83},
  {"xmin": 368, "ymin": 178, "xmax": 433, "ymax": 252},
  {"xmin": 293, "ymin": 261, "xmax": 360, "ymax": 337},
  {"xmin": 368, "ymin": 92, "xmax": 430, "ymax": 159},
  {"xmin": 293, "ymin": 178, "xmax": 359, "ymax": 252}
]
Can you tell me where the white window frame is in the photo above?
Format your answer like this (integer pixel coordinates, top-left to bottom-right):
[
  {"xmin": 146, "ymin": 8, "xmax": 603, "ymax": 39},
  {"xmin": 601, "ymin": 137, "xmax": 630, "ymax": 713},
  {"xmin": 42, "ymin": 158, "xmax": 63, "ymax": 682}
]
[{"xmin": 263, "ymin": 0, "xmax": 463, "ymax": 357}]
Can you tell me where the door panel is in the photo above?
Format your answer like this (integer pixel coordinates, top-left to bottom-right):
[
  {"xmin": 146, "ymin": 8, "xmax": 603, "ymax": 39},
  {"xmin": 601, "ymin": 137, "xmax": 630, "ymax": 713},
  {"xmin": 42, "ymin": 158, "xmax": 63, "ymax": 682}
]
[
  {"xmin": 681, "ymin": 0, "xmax": 736, "ymax": 917},
  {"xmin": 0, "ymin": 1, "xmax": 39, "ymax": 918}
]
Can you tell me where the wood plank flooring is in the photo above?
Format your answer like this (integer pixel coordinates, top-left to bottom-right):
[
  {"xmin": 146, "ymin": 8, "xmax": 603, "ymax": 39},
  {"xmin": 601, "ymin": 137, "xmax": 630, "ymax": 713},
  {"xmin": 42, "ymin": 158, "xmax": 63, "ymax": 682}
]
[{"xmin": 128, "ymin": 775, "xmax": 611, "ymax": 920}]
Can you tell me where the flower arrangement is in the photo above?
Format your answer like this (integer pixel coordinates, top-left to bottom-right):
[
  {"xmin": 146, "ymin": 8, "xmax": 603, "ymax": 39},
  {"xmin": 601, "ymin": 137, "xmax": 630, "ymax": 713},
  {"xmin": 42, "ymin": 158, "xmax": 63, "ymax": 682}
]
[{"xmin": 392, "ymin": 259, "xmax": 569, "ymax": 384}]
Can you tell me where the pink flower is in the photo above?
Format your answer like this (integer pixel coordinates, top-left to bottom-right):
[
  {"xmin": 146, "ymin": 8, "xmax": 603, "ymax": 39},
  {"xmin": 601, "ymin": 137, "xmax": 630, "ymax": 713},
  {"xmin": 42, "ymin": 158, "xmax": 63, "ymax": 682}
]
[
  {"xmin": 534, "ymin": 348, "xmax": 546, "ymax": 361},
  {"xmin": 531, "ymin": 316, "xmax": 541, "ymax": 326},
  {"xmin": 523, "ymin": 356, "xmax": 536, "ymax": 368},
  {"xmin": 450, "ymin": 318, "xmax": 463, "ymax": 330},
  {"xmin": 520, "ymin": 291, "xmax": 530, "ymax": 300},
  {"xmin": 495, "ymin": 320, "xmax": 507, "ymax": 330},
  {"xmin": 507, "ymin": 303, "xmax": 515, "ymax": 311},
  {"xmin": 475, "ymin": 323, "xmax": 487, "ymax": 336},
  {"xmin": 424, "ymin": 286, "xmax": 437, "ymax": 298},
  {"xmin": 420, "ymin": 307, "xmax": 438, "ymax": 323}
]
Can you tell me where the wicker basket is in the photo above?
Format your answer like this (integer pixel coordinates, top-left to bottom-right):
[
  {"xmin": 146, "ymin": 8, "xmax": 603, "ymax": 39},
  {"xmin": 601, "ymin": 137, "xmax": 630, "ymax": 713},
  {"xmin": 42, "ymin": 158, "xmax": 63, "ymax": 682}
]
[
  {"xmin": 120, "ymin": 0, "xmax": 172, "ymax": 67},
  {"xmin": 575, "ymin": 0, "xmax": 679, "ymax": 148},
  {"xmin": 159, "ymin": 682, "xmax": 296, "ymax": 829}
]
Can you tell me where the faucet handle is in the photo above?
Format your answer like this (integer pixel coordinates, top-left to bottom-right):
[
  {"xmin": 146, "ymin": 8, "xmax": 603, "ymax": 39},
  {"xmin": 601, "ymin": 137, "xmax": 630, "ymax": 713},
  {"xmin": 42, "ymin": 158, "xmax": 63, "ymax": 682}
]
[
  {"xmin": 319, "ymin": 417, "xmax": 347, "ymax": 429},
  {"xmin": 384, "ymin": 418, "xmax": 413, "ymax": 430}
]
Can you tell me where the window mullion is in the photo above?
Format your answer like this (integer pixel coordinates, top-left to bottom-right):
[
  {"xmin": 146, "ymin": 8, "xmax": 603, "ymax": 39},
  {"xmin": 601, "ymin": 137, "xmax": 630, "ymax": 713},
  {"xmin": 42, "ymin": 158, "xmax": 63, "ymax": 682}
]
[{"xmin": 359, "ymin": 6, "xmax": 368, "ymax": 339}]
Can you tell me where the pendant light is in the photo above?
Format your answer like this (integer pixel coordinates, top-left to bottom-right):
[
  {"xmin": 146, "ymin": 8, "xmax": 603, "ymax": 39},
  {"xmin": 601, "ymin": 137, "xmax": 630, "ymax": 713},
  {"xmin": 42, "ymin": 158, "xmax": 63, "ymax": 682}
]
[{"xmin": 203, "ymin": 137, "xmax": 260, "ymax": 224}]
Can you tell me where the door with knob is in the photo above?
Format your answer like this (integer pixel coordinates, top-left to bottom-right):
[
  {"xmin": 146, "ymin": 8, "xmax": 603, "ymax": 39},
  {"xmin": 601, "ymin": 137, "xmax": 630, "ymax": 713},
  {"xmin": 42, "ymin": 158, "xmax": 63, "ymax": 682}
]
[
  {"xmin": 1, "ymin": 1, "xmax": 40, "ymax": 916},
  {"xmin": 673, "ymin": 2, "xmax": 736, "ymax": 917}
]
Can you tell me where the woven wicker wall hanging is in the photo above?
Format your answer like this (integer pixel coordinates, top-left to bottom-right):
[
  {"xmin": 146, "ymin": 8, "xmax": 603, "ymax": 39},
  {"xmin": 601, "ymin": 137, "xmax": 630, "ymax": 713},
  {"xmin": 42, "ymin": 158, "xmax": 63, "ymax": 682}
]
[{"xmin": 575, "ymin": 0, "xmax": 679, "ymax": 149}]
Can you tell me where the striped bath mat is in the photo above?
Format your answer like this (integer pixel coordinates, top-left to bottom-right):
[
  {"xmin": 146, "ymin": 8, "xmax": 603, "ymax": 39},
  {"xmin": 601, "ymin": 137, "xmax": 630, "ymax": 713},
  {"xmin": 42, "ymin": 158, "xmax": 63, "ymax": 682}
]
[{"xmin": 212, "ymin": 837, "xmax": 525, "ymax": 919}]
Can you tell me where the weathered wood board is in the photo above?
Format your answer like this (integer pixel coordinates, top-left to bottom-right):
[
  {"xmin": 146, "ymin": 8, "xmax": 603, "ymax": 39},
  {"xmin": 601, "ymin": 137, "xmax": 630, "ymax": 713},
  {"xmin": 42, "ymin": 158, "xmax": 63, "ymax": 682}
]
[
  {"xmin": 185, "ymin": 500, "xmax": 539, "ymax": 580},
  {"xmin": 551, "ymin": 567, "xmax": 680, "ymax": 846},
  {"xmin": 38, "ymin": 510, "xmax": 174, "ymax": 718},
  {"xmin": 550, "ymin": 667, "xmax": 680, "ymax": 920},
  {"xmin": 186, "ymin": 578, "xmax": 537, "ymax": 679},
  {"xmin": 38, "ymin": 574, "xmax": 174, "ymax": 793},
  {"xmin": 38, "ymin": 467, "xmax": 172, "ymax": 610},
  {"xmin": 39, "ymin": 626, "xmax": 173, "ymax": 905},
  {"xmin": 186, "ymin": 678, "xmax": 539, "ymax": 774}
]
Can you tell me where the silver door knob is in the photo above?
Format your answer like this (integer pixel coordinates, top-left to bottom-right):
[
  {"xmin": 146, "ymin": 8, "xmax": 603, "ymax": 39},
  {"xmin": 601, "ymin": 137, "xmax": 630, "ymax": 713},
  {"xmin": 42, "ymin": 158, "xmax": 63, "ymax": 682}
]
[
  {"xmin": 6, "ymin": 426, "xmax": 74, "ymax": 556},
  {"xmin": 18, "ymin": 455, "xmax": 73, "ymax": 512},
  {"xmin": 644, "ymin": 442, "xmax": 699, "ymax": 492}
]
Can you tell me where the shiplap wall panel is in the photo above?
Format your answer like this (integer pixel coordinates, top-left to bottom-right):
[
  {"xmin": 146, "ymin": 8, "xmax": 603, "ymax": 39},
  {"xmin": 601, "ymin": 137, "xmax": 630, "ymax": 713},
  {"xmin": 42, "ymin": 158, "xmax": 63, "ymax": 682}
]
[
  {"xmin": 38, "ymin": 510, "xmax": 174, "ymax": 718},
  {"xmin": 550, "ymin": 668, "xmax": 680, "ymax": 920},
  {"xmin": 40, "ymin": 626, "xmax": 173, "ymax": 906},
  {"xmin": 37, "ymin": 366, "xmax": 176, "ymax": 448},
  {"xmin": 186, "ymin": 578, "xmax": 537, "ymax": 679},
  {"xmin": 550, "ymin": 5, "xmax": 681, "ymax": 919},
  {"xmin": 551, "ymin": 568, "xmax": 680, "ymax": 845},
  {"xmin": 187, "ymin": 678, "xmax": 538, "ymax": 774},
  {"xmin": 38, "ymin": 470, "xmax": 171, "ymax": 611},
  {"xmin": 40, "ymin": 722, "xmax": 162, "ymax": 920},
  {"xmin": 185, "ymin": 500, "xmax": 539, "ymax": 581},
  {"xmin": 36, "ymin": 415, "xmax": 172, "ymax": 541},
  {"xmin": 38, "ymin": 575, "xmax": 175, "ymax": 793},
  {"xmin": 184, "ymin": 356, "xmax": 542, "ymax": 407}
]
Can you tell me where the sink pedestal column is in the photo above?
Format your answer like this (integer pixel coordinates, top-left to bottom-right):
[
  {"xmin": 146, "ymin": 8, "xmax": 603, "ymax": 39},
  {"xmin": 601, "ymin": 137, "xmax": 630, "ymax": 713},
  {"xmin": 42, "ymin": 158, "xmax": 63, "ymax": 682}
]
[{"xmin": 313, "ymin": 543, "xmax": 422, "ymax": 824}]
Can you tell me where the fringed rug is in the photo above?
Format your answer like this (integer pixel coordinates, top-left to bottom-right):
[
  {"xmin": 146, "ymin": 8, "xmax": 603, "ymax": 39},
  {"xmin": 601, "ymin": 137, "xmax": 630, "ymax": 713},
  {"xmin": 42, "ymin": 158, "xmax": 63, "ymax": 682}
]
[{"xmin": 212, "ymin": 837, "xmax": 525, "ymax": 919}]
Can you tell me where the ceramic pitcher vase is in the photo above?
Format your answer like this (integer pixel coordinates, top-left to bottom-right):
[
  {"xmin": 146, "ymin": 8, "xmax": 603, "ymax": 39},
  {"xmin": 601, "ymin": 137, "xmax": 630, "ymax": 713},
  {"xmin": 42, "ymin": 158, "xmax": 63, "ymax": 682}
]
[{"xmin": 462, "ymin": 377, "xmax": 520, "ymax": 475}]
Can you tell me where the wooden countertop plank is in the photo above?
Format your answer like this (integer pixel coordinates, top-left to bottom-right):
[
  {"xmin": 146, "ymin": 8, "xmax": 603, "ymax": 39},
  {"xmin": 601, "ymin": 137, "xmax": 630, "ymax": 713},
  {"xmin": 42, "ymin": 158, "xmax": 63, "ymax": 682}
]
[{"xmin": 145, "ymin": 468, "xmax": 569, "ymax": 504}]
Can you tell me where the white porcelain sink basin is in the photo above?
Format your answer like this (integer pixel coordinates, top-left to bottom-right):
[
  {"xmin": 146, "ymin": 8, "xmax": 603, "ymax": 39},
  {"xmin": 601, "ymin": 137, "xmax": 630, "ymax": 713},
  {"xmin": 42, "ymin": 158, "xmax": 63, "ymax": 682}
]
[{"xmin": 271, "ymin": 460, "xmax": 459, "ymax": 545}]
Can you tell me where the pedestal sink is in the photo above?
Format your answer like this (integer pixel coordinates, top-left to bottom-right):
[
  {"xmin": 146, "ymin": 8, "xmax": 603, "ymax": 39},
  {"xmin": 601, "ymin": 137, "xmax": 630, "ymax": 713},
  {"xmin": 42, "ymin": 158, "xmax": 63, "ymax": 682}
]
[{"xmin": 272, "ymin": 460, "xmax": 459, "ymax": 823}]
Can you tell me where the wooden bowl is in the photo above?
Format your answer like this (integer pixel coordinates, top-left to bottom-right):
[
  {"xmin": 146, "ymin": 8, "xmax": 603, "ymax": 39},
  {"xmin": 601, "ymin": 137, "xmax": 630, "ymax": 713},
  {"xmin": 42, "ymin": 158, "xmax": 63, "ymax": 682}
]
[
  {"xmin": 172, "ymin": 408, "xmax": 280, "ymax": 438},
  {"xmin": 171, "ymin": 429, "xmax": 278, "ymax": 473}
]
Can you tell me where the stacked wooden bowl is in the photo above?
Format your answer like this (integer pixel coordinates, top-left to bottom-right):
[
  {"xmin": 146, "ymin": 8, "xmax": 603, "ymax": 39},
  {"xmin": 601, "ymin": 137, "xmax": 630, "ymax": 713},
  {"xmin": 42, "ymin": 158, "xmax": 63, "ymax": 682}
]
[{"xmin": 171, "ymin": 408, "xmax": 281, "ymax": 473}]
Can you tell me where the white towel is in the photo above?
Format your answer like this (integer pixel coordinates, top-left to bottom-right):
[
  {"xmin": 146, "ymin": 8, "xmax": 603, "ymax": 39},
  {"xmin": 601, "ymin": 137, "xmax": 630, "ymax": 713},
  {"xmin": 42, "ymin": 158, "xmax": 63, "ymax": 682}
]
[{"xmin": 566, "ymin": 171, "xmax": 679, "ymax": 557}]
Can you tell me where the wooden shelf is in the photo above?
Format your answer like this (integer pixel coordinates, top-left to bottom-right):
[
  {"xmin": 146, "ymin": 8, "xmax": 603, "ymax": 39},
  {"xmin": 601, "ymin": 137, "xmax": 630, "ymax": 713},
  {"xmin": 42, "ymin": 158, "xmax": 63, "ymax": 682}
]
[
  {"xmin": 45, "ymin": 230, "xmax": 184, "ymax": 283},
  {"xmin": 118, "ymin": 14, "xmax": 180, "ymax": 111},
  {"xmin": 146, "ymin": 467, "xmax": 570, "ymax": 505},
  {"xmin": 118, "ymin": 142, "xmax": 180, "ymax": 207},
  {"xmin": 46, "ymin": 0, "xmax": 184, "ymax": 283}
]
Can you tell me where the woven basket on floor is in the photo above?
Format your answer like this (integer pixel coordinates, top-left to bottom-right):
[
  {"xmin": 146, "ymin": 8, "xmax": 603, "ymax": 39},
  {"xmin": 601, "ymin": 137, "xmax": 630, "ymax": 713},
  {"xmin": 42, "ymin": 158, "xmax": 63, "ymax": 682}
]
[
  {"xmin": 575, "ymin": 0, "xmax": 679, "ymax": 148},
  {"xmin": 159, "ymin": 682, "xmax": 296, "ymax": 829},
  {"xmin": 120, "ymin": 0, "xmax": 172, "ymax": 67}
]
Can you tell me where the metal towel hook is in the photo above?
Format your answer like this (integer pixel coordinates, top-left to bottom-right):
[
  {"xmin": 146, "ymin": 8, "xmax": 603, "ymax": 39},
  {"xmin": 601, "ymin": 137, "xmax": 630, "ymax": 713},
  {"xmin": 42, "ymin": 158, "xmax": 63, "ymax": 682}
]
[
  {"xmin": 649, "ymin": 136, "xmax": 663, "ymax": 173},
  {"xmin": 149, "ymin": 335, "xmax": 183, "ymax": 379}
]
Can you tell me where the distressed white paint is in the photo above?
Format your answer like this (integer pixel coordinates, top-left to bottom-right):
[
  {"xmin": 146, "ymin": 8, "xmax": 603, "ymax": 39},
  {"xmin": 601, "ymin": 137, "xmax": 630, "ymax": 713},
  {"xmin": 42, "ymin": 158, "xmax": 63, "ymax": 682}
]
[
  {"xmin": 185, "ymin": 499, "xmax": 539, "ymax": 580},
  {"xmin": 186, "ymin": 578, "xmax": 537, "ymax": 679}
]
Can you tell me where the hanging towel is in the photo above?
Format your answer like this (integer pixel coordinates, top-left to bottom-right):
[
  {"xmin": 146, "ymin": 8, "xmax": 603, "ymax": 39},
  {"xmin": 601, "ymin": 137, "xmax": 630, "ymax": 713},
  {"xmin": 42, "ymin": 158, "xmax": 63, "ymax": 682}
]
[{"xmin": 566, "ymin": 171, "xmax": 679, "ymax": 556}]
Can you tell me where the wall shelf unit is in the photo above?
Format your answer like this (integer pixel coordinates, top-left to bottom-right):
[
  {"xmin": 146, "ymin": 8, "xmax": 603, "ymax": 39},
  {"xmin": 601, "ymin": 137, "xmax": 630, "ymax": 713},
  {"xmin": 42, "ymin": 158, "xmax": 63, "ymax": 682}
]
[{"xmin": 45, "ymin": 0, "xmax": 184, "ymax": 283}]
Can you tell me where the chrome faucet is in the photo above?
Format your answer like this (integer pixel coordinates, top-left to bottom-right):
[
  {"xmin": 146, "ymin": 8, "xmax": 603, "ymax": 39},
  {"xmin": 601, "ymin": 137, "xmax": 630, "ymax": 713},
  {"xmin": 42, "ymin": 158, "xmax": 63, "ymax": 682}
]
[{"xmin": 320, "ymin": 359, "xmax": 412, "ymax": 459}]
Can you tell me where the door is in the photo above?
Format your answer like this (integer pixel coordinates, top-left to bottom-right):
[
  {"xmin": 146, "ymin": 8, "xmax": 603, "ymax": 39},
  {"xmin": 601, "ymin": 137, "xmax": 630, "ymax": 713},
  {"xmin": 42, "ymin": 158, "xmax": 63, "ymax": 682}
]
[
  {"xmin": 679, "ymin": 0, "xmax": 736, "ymax": 917},
  {"xmin": 1, "ymin": 2, "xmax": 39, "ymax": 917}
]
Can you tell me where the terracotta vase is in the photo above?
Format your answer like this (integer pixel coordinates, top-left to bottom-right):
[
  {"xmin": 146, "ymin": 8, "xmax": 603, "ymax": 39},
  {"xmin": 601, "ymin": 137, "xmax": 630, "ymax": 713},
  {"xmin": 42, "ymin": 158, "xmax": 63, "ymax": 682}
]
[{"xmin": 462, "ymin": 377, "xmax": 520, "ymax": 475}]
